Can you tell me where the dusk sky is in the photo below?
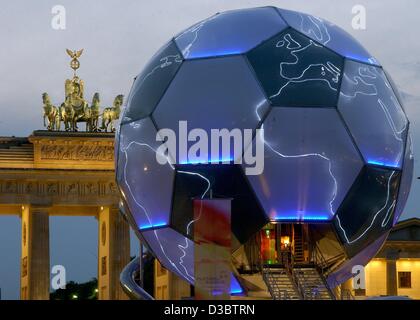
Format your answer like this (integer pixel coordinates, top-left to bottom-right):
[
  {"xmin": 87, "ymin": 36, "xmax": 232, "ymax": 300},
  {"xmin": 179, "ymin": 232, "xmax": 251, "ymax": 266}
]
[{"xmin": 0, "ymin": 0, "xmax": 419, "ymax": 299}]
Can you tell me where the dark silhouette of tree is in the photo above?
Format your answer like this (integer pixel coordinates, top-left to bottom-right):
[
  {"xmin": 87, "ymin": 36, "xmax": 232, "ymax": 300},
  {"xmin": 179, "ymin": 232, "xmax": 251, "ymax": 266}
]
[{"xmin": 50, "ymin": 278, "xmax": 98, "ymax": 300}]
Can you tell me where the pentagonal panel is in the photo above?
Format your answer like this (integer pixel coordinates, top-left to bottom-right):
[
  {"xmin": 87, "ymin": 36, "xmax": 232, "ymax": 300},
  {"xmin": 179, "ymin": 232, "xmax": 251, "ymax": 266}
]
[
  {"xmin": 244, "ymin": 107, "xmax": 363, "ymax": 221},
  {"xmin": 333, "ymin": 166, "xmax": 401, "ymax": 258},
  {"xmin": 338, "ymin": 60, "xmax": 408, "ymax": 168},
  {"xmin": 175, "ymin": 7, "xmax": 287, "ymax": 59},
  {"xmin": 247, "ymin": 29, "xmax": 343, "ymax": 107},
  {"xmin": 153, "ymin": 56, "xmax": 270, "ymax": 163},
  {"xmin": 278, "ymin": 8, "xmax": 379, "ymax": 66},
  {"xmin": 142, "ymin": 227, "xmax": 194, "ymax": 284},
  {"xmin": 171, "ymin": 165, "xmax": 268, "ymax": 248},
  {"xmin": 121, "ymin": 41, "xmax": 183, "ymax": 124},
  {"xmin": 394, "ymin": 133, "xmax": 414, "ymax": 224},
  {"xmin": 117, "ymin": 117, "xmax": 175, "ymax": 230}
]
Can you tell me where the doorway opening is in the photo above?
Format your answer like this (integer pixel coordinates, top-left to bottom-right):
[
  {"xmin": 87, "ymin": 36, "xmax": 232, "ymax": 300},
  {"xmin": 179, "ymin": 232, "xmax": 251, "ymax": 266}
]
[{"xmin": 260, "ymin": 223, "xmax": 310, "ymax": 266}]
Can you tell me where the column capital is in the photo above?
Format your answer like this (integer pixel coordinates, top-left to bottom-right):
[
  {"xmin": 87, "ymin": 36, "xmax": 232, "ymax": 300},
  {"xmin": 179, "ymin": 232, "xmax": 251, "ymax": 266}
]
[
  {"xmin": 29, "ymin": 204, "xmax": 51, "ymax": 214},
  {"xmin": 385, "ymin": 248, "xmax": 400, "ymax": 260}
]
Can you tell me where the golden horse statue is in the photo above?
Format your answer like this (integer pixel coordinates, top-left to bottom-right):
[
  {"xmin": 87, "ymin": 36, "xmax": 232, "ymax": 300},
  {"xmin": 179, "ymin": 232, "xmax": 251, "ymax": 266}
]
[
  {"xmin": 101, "ymin": 95, "xmax": 124, "ymax": 132},
  {"xmin": 42, "ymin": 93, "xmax": 60, "ymax": 131}
]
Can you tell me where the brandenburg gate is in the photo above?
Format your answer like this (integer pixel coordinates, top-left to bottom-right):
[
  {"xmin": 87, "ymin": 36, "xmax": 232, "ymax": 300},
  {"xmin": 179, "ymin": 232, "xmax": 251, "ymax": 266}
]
[
  {"xmin": 0, "ymin": 49, "xmax": 130, "ymax": 300},
  {"xmin": 0, "ymin": 131, "xmax": 130, "ymax": 300}
]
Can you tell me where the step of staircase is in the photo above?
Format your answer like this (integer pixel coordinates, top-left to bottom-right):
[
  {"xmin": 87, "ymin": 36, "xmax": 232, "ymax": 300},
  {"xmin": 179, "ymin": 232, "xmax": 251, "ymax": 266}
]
[
  {"xmin": 263, "ymin": 268, "xmax": 300, "ymax": 300},
  {"xmin": 295, "ymin": 268, "xmax": 334, "ymax": 300}
]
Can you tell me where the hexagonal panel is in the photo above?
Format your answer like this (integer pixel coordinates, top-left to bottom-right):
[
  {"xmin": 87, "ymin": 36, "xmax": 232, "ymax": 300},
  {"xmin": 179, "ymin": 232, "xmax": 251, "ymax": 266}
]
[
  {"xmin": 244, "ymin": 107, "xmax": 363, "ymax": 222},
  {"xmin": 277, "ymin": 8, "xmax": 379, "ymax": 66},
  {"xmin": 333, "ymin": 166, "xmax": 401, "ymax": 258},
  {"xmin": 338, "ymin": 60, "xmax": 408, "ymax": 169},
  {"xmin": 142, "ymin": 227, "xmax": 194, "ymax": 284},
  {"xmin": 247, "ymin": 29, "xmax": 343, "ymax": 107},
  {"xmin": 175, "ymin": 7, "xmax": 287, "ymax": 59},
  {"xmin": 117, "ymin": 117, "xmax": 175, "ymax": 230},
  {"xmin": 394, "ymin": 133, "xmax": 414, "ymax": 224},
  {"xmin": 121, "ymin": 41, "xmax": 183, "ymax": 124},
  {"xmin": 153, "ymin": 56, "xmax": 270, "ymax": 163}
]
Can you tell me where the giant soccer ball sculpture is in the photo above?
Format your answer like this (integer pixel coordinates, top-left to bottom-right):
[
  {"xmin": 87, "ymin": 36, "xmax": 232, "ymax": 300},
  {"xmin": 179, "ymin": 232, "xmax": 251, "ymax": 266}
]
[{"xmin": 116, "ymin": 7, "xmax": 413, "ymax": 293}]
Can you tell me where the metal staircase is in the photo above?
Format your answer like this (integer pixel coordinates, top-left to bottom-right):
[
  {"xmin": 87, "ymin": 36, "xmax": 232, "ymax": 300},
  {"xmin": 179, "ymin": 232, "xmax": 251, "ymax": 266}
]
[
  {"xmin": 262, "ymin": 267, "xmax": 300, "ymax": 300},
  {"xmin": 256, "ymin": 224, "xmax": 354, "ymax": 300},
  {"xmin": 261, "ymin": 242, "xmax": 340, "ymax": 300}
]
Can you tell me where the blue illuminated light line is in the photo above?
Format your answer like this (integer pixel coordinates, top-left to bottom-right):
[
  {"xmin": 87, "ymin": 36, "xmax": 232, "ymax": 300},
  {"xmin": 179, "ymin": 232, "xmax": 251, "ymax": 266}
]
[
  {"xmin": 343, "ymin": 54, "xmax": 380, "ymax": 67},
  {"xmin": 273, "ymin": 214, "xmax": 330, "ymax": 221},
  {"xmin": 367, "ymin": 160, "xmax": 399, "ymax": 169},
  {"xmin": 179, "ymin": 157, "xmax": 234, "ymax": 165},
  {"xmin": 188, "ymin": 50, "xmax": 244, "ymax": 59},
  {"xmin": 230, "ymin": 273, "xmax": 244, "ymax": 295},
  {"xmin": 139, "ymin": 222, "xmax": 168, "ymax": 231},
  {"xmin": 230, "ymin": 289, "xmax": 243, "ymax": 294}
]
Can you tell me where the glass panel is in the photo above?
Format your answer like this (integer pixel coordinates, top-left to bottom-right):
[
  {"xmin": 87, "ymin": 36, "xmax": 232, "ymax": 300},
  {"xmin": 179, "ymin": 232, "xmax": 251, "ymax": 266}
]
[
  {"xmin": 247, "ymin": 29, "xmax": 343, "ymax": 107},
  {"xmin": 142, "ymin": 228, "xmax": 243, "ymax": 292},
  {"xmin": 333, "ymin": 167, "xmax": 400, "ymax": 258},
  {"xmin": 327, "ymin": 232, "xmax": 388, "ymax": 286},
  {"xmin": 142, "ymin": 228, "xmax": 194, "ymax": 284},
  {"xmin": 175, "ymin": 7, "xmax": 287, "ymax": 59},
  {"xmin": 117, "ymin": 118, "xmax": 175, "ymax": 230},
  {"xmin": 338, "ymin": 60, "xmax": 408, "ymax": 168},
  {"xmin": 394, "ymin": 133, "xmax": 414, "ymax": 224},
  {"xmin": 171, "ymin": 165, "xmax": 268, "ymax": 249},
  {"xmin": 121, "ymin": 41, "xmax": 183, "ymax": 123},
  {"xmin": 244, "ymin": 107, "xmax": 363, "ymax": 221},
  {"xmin": 278, "ymin": 8, "xmax": 379, "ymax": 66},
  {"xmin": 384, "ymin": 69, "xmax": 406, "ymax": 111},
  {"xmin": 153, "ymin": 56, "xmax": 270, "ymax": 163}
]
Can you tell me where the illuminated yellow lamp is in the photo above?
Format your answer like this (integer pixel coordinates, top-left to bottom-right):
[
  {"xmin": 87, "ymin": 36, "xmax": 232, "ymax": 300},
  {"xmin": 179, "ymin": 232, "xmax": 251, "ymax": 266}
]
[
  {"xmin": 95, "ymin": 288, "xmax": 99, "ymax": 293},
  {"xmin": 100, "ymin": 206, "xmax": 104, "ymax": 211},
  {"xmin": 72, "ymin": 294, "xmax": 78, "ymax": 299},
  {"xmin": 21, "ymin": 205, "xmax": 25, "ymax": 211},
  {"xmin": 281, "ymin": 236, "xmax": 290, "ymax": 247}
]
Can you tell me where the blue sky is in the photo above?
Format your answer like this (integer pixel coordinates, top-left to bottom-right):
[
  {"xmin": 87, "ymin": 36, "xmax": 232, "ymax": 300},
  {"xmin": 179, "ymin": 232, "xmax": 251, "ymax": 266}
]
[{"xmin": 0, "ymin": 0, "xmax": 419, "ymax": 299}]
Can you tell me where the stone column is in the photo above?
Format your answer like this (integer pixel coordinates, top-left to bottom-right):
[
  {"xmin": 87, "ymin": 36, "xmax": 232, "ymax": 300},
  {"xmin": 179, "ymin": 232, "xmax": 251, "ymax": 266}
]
[
  {"xmin": 386, "ymin": 249, "xmax": 399, "ymax": 296},
  {"xmin": 20, "ymin": 205, "xmax": 50, "ymax": 300},
  {"xmin": 97, "ymin": 206, "xmax": 130, "ymax": 300}
]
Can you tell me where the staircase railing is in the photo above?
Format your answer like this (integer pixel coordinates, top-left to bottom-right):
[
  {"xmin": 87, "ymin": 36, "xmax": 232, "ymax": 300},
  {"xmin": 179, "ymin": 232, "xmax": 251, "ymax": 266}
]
[
  {"xmin": 310, "ymin": 243, "xmax": 337, "ymax": 300},
  {"xmin": 330, "ymin": 279, "xmax": 355, "ymax": 300},
  {"xmin": 261, "ymin": 264, "xmax": 277, "ymax": 299},
  {"xmin": 261, "ymin": 263, "xmax": 293, "ymax": 300},
  {"xmin": 340, "ymin": 288, "xmax": 355, "ymax": 300},
  {"xmin": 284, "ymin": 251, "xmax": 306, "ymax": 300}
]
